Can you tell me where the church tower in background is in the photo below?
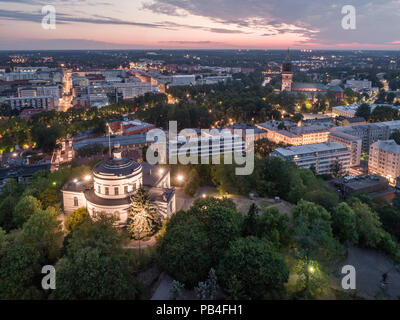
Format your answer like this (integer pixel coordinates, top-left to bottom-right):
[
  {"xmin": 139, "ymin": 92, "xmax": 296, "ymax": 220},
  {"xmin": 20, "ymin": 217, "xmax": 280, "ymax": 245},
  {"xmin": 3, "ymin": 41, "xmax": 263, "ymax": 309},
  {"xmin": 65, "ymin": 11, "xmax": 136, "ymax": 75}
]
[{"xmin": 281, "ymin": 49, "xmax": 293, "ymax": 92}]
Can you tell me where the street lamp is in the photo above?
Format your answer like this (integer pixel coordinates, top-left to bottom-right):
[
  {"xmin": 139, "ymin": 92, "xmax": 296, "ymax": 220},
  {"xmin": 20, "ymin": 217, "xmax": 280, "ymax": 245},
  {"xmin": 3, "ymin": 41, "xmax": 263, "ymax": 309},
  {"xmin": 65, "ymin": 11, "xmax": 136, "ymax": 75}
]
[
  {"xmin": 84, "ymin": 175, "xmax": 91, "ymax": 181},
  {"xmin": 309, "ymin": 266, "xmax": 315, "ymax": 273},
  {"xmin": 177, "ymin": 175, "xmax": 184, "ymax": 183}
]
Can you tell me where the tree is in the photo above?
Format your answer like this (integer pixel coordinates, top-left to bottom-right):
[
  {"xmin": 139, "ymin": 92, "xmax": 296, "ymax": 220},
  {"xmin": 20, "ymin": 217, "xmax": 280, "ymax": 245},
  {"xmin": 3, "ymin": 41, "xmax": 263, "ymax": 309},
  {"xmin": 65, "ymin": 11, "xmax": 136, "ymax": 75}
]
[
  {"xmin": 355, "ymin": 103, "xmax": 371, "ymax": 121},
  {"xmin": 169, "ymin": 281, "xmax": 185, "ymax": 300},
  {"xmin": 348, "ymin": 199, "xmax": 383, "ymax": 248},
  {"xmin": 304, "ymin": 189, "xmax": 339, "ymax": 212},
  {"xmin": 393, "ymin": 193, "xmax": 400, "ymax": 212},
  {"xmin": 217, "ymin": 237, "xmax": 289, "ymax": 300},
  {"xmin": 257, "ymin": 206, "xmax": 291, "ymax": 247},
  {"xmin": 51, "ymin": 215, "xmax": 138, "ymax": 300},
  {"xmin": 184, "ymin": 168, "xmax": 201, "ymax": 196},
  {"xmin": 12, "ymin": 196, "xmax": 42, "ymax": 229},
  {"xmin": 0, "ymin": 239, "xmax": 43, "ymax": 299},
  {"xmin": 291, "ymin": 200, "xmax": 337, "ymax": 297},
  {"xmin": 0, "ymin": 195, "xmax": 18, "ymax": 231},
  {"xmin": 242, "ymin": 203, "xmax": 258, "ymax": 237},
  {"xmin": 195, "ymin": 268, "xmax": 219, "ymax": 300},
  {"xmin": 390, "ymin": 130, "xmax": 400, "ymax": 145},
  {"xmin": 189, "ymin": 204, "xmax": 243, "ymax": 263},
  {"xmin": 159, "ymin": 214, "xmax": 212, "ymax": 288},
  {"xmin": 65, "ymin": 208, "xmax": 90, "ymax": 232},
  {"xmin": 331, "ymin": 203, "xmax": 358, "ymax": 245},
  {"xmin": 330, "ymin": 160, "xmax": 345, "ymax": 179},
  {"xmin": 127, "ymin": 188, "xmax": 161, "ymax": 240},
  {"xmin": 20, "ymin": 208, "xmax": 64, "ymax": 263}
]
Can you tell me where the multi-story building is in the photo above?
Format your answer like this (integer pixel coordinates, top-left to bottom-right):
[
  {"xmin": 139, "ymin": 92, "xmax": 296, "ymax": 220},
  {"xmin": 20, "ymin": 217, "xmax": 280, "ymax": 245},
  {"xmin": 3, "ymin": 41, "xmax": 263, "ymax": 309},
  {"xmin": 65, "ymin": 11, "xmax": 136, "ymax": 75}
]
[
  {"xmin": 5, "ymin": 96, "xmax": 58, "ymax": 110},
  {"xmin": 256, "ymin": 121, "xmax": 333, "ymax": 146},
  {"xmin": 345, "ymin": 79, "xmax": 372, "ymax": 92},
  {"xmin": 369, "ymin": 140, "xmax": 400, "ymax": 185},
  {"xmin": 328, "ymin": 131, "xmax": 362, "ymax": 167},
  {"xmin": 272, "ymin": 142, "xmax": 351, "ymax": 175}
]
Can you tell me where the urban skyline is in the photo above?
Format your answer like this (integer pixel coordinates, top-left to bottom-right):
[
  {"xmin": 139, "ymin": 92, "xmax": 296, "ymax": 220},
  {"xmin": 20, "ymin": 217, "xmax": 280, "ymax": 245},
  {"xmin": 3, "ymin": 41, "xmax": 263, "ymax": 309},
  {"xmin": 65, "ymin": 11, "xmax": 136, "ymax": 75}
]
[{"xmin": 0, "ymin": 0, "xmax": 400, "ymax": 50}]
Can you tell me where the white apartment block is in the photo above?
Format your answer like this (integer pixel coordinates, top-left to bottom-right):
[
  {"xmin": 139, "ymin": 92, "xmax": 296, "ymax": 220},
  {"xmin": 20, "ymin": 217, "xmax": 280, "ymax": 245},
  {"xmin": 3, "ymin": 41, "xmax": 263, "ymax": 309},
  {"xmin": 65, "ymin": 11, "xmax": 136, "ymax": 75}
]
[
  {"xmin": 369, "ymin": 140, "xmax": 400, "ymax": 185},
  {"xmin": 328, "ymin": 131, "xmax": 362, "ymax": 167},
  {"xmin": 272, "ymin": 142, "xmax": 351, "ymax": 175}
]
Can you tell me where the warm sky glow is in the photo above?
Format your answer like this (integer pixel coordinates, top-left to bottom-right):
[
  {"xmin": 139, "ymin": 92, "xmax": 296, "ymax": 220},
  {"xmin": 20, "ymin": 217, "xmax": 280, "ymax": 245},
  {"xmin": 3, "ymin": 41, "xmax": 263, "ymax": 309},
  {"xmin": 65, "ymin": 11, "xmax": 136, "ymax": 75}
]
[{"xmin": 0, "ymin": 0, "xmax": 399, "ymax": 50}]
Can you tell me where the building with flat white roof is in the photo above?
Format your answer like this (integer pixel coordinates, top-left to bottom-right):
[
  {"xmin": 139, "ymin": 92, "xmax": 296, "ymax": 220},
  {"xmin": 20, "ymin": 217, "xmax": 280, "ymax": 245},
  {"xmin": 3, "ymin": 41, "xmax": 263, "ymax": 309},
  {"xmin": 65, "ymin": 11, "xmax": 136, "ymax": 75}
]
[
  {"xmin": 272, "ymin": 142, "xmax": 351, "ymax": 175},
  {"xmin": 369, "ymin": 140, "xmax": 400, "ymax": 185}
]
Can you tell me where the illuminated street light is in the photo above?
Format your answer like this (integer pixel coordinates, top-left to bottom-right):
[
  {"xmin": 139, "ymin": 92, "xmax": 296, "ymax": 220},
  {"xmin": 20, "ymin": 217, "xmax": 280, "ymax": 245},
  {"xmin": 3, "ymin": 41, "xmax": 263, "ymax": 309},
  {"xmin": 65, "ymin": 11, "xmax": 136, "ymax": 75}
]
[
  {"xmin": 309, "ymin": 266, "xmax": 314, "ymax": 273},
  {"xmin": 73, "ymin": 179, "xmax": 78, "ymax": 183},
  {"xmin": 202, "ymin": 194, "xmax": 206, "ymax": 198},
  {"xmin": 84, "ymin": 175, "xmax": 91, "ymax": 181},
  {"xmin": 177, "ymin": 175, "xmax": 184, "ymax": 182},
  {"xmin": 52, "ymin": 182, "xmax": 57, "ymax": 186},
  {"xmin": 159, "ymin": 168, "xmax": 164, "ymax": 175}
]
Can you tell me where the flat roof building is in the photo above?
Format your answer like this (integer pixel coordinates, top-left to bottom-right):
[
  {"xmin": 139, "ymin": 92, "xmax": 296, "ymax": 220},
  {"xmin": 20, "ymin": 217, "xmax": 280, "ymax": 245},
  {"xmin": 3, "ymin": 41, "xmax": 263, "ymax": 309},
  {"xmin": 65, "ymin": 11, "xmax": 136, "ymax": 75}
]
[{"xmin": 272, "ymin": 142, "xmax": 351, "ymax": 175}]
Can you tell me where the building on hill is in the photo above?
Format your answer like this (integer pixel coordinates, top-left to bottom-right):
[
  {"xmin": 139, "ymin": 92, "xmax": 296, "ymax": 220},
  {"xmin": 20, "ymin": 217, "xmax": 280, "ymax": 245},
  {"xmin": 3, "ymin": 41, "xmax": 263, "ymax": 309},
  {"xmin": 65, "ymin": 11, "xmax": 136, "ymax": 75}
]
[{"xmin": 62, "ymin": 148, "xmax": 176, "ymax": 226}]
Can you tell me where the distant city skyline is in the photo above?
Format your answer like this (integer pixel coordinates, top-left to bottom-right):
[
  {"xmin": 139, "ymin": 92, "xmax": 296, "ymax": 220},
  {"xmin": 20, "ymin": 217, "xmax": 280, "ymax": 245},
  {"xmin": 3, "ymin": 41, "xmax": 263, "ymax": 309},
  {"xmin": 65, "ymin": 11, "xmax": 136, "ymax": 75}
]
[{"xmin": 0, "ymin": 0, "xmax": 400, "ymax": 50}]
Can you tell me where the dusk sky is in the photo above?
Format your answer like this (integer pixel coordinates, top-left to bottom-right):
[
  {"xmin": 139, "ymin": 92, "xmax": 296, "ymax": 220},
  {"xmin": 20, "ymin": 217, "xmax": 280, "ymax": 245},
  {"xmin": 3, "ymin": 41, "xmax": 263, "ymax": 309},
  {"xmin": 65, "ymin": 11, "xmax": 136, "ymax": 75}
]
[{"xmin": 0, "ymin": 0, "xmax": 399, "ymax": 50}]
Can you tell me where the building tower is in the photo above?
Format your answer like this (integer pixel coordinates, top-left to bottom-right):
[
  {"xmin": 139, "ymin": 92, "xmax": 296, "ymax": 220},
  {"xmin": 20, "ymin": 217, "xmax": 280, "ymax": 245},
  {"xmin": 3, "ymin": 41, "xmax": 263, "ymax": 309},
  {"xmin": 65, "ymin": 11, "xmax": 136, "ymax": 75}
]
[{"xmin": 281, "ymin": 49, "xmax": 293, "ymax": 92}]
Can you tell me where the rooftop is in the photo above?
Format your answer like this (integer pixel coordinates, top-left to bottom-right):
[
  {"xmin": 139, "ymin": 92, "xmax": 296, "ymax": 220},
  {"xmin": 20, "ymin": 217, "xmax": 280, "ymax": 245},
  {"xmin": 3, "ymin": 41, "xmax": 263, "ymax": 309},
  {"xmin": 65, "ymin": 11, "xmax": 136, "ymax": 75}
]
[
  {"xmin": 274, "ymin": 142, "xmax": 348, "ymax": 157},
  {"xmin": 373, "ymin": 140, "xmax": 400, "ymax": 154}
]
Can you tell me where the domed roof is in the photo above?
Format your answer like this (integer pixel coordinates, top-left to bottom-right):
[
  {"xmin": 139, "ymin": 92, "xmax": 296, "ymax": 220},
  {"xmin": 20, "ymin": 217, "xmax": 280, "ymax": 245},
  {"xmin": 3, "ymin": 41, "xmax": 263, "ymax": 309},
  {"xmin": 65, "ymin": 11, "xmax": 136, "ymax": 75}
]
[{"xmin": 93, "ymin": 150, "xmax": 141, "ymax": 177}]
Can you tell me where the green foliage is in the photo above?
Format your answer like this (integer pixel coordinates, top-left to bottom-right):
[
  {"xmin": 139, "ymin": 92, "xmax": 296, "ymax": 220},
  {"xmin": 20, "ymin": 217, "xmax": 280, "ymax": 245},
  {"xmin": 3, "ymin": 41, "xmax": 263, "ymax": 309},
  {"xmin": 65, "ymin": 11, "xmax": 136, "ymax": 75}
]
[
  {"xmin": 217, "ymin": 237, "xmax": 289, "ymax": 300},
  {"xmin": 51, "ymin": 215, "xmax": 138, "ymax": 300},
  {"xmin": 256, "ymin": 206, "xmax": 291, "ymax": 247},
  {"xmin": 184, "ymin": 168, "xmax": 201, "ymax": 196},
  {"xmin": 13, "ymin": 195, "xmax": 43, "ymax": 229},
  {"xmin": 331, "ymin": 203, "xmax": 358, "ymax": 245},
  {"xmin": 195, "ymin": 268, "xmax": 219, "ymax": 300},
  {"xmin": 64, "ymin": 208, "xmax": 90, "ymax": 232},
  {"xmin": 355, "ymin": 103, "xmax": 371, "ymax": 121},
  {"xmin": 20, "ymin": 209, "xmax": 64, "ymax": 263},
  {"xmin": 169, "ymin": 280, "xmax": 185, "ymax": 300},
  {"xmin": 159, "ymin": 197, "xmax": 242, "ymax": 288},
  {"xmin": 304, "ymin": 189, "xmax": 339, "ymax": 212},
  {"xmin": 291, "ymin": 200, "xmax": 338, "ymax": 297},
  {"xmin": 159, "ymin": 214, "xmax": 211, "ymax": 288},
  {"xmin": 348, "ymin": 199, "xmax": 383, "ymax": 248},
  {"xmin": 242, "ymin": 203, "xmax": 259, "ymax": 237},
  {"xmin": 389, "ymin": 130, "xmax": 400, "ymax": 145}
]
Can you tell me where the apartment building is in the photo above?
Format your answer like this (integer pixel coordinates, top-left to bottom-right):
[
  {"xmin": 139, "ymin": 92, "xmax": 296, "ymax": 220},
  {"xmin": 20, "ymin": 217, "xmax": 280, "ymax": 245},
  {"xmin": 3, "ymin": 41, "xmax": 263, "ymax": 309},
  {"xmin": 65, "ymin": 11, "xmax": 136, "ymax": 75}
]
[
  {"xmin": 272, "ymin": 142, "xmax": 351, "ymax": 175},
  {"xmin": 328, "ymin": 131, "xmax": 362, "ymax": 167},
  {"xmin": 369, "ymin": 140, "xmax": 400, "ymax": 185}
]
